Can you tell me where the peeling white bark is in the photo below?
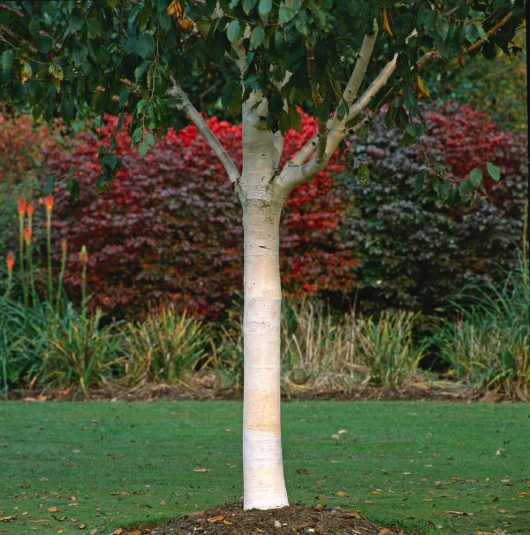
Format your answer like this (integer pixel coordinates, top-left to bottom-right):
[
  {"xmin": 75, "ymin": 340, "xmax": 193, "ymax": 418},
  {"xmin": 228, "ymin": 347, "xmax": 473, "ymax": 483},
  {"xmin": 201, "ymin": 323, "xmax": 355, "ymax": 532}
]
[
  {"xmin": 242, "ymin": 198, "xmax": 288, "ymax": 510},
  {"xmin": 239, "ymin": 95, "xmax": 289, "ymax": 510}
]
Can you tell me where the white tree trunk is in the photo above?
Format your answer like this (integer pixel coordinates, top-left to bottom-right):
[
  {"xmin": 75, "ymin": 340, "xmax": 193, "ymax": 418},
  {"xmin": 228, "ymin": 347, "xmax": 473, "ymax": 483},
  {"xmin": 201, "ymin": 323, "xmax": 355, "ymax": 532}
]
[
  {"xmin": 239, "ymin": 96, "xmax": 289, "ymax": 510},
  {"xmin": 242, "ymin": 198, "xmax": 288, "ymax": 510}
]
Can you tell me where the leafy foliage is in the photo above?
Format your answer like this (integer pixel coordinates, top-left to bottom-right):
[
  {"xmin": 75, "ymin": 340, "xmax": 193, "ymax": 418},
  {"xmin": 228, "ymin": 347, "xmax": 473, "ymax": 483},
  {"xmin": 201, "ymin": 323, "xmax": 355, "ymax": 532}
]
[
  {"xmin": 0, "ymin": 0, "xmax": 523, "ymax": 182},
  {"xmin": 44, "ymin": 113, "xmax": 354, "ymax": 318},
  {"xmin": 340, "ymin": 103, "xmax": 527, "ymax": 314}
]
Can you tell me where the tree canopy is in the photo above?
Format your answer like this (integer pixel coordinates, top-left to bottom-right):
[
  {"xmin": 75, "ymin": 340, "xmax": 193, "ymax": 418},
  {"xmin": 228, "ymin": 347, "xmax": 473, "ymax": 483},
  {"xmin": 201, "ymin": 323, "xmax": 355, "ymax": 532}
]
[{"xmin": 0, "ymin": 0, "xmax": 524, "ymax": 187}]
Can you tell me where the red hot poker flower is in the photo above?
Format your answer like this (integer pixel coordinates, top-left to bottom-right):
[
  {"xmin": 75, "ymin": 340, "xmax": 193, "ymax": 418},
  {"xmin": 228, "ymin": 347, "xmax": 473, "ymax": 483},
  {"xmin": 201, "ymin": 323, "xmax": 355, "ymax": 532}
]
[
  {"xmin": 23, "ymin": 226, "xmax": 31, "ymax": 245},
  {"xmin": 26, "ymin": 203, "xmax": 35, "ymax": 219},
  {"xmin": 44, "ymin": 195, "xmax": 54, "ymax": 214},
  {"xmin": 6, "ymin": 251, "xmax": 15, "ymax": 272},
  {"xmin": 17, "ymin": 197, "xmax": 27, "ymax": 217}
]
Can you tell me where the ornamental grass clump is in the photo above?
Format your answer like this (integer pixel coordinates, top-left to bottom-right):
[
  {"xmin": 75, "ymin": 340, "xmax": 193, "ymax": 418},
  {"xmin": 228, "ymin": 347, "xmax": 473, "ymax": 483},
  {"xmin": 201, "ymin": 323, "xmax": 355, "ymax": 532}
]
[
  {"xmin": 36, "ymin": 305, "xmax": 124, "ymax": 394},
  {"xmin": 281, "ymin": 301, "xmax": 424, "ymax": 391},
  {"xmin": 121, "ymin": 307, "xmax": 210, "ymax": 384},
  {"xmin": 434, "ymin": 254, "xmax": 529, "ymax": 399}
]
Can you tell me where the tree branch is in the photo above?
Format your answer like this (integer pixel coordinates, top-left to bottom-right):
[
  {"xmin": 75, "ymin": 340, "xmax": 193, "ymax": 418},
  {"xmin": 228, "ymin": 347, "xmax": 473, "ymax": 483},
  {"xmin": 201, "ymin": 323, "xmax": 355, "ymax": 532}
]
[
  {"xmin": 342, "ymin": 21, "xmax": 378, "ymax": 108},
  {"xmin": 285, "ymin": 21, "xmax": 378, "ymax": 170},
  {"xmin": 345, "ymin": 53, "xmax": 397, "ymax": 123},
  {"xmin": 466, "ymin": 10, "xmax": 514, "ymax": 54},
  {"xmin": 168, "ymin": 81, "xmax": 240, "ymax": 183}
]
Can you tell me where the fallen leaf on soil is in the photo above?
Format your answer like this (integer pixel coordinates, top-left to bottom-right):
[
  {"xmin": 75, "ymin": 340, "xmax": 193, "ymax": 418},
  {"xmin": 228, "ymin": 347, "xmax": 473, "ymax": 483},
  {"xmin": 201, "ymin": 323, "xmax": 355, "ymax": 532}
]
[
  {"xmin": 254, "ymin": 529, "xmax": 266, "ymax": 533},
  {"xmin": 0, "ymin": 517, "xmax": 15, "ymax": 522},
  {"xmin": 500, "ymin": 479, "xmax": 512, "ymax": 485},
  {"xmin": 445, "ymin": 511, "xmax": 475, "ymax": 516},
  {"xmin": 207, "ymin": 514, "xmax": 224, "ymax": 523},
  {"xmin": 377, "ymin": 529, "xmax": 392, "ymax": 535},
  {"xmin": 331, "ymin": 434, "xmax": 340, "ymax": 440},
  {"xmin": 160, "ymin": 500, "xmax": 166, "ymax": 506},
  {"xmin": 337, "ymin": 429, "xmax": 348, "ymax": 435},
  {"xmin": 187, "ymin": 511, "xmax": 204, "ymax": 518},
  {"xmin": 222, "ymin": 519, "xmax": 233, "ymax": 525},
  {"xmin": 342, "ymin": 512, "xmax": 363, "ymax": 519},
  {"xmin": 123, "ymin": 531, "xmax": 140, "ymax": 535},
  {"xmin": 193, "ymin": 467, "xmax": 211, "ymax": 472},
  {"xmin": 335, "ymin": 490, "xmax": 346, "ymax": 496},
  {"xmin": 297, "ymin": 522, "xmax": 311, "ymax": 529},
  {"xmin": 89, "ymin": 530, "xmax": 97, "ymax": 535},
  {"xmin": 48, "ymin": 507, "xmax": 59, "ymax": 513},
  {"xmin": 314, "ymin": 503, "xmax": 327, "ymax": 510}
]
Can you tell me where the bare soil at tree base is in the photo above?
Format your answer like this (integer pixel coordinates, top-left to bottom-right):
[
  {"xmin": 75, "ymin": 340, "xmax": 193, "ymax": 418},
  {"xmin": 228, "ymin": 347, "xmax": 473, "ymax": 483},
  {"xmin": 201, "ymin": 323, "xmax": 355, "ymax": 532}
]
[{"xmin": 123, "ymin": 502, "xmax": 412, "ymax": 535}]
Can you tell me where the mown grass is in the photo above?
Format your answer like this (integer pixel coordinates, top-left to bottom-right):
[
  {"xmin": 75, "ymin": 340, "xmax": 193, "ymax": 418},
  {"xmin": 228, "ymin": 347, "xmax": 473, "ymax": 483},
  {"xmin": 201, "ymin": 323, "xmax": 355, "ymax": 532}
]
[{"xmin": 0, "ymin": 401, "xmax": 528, "ymax": 535}]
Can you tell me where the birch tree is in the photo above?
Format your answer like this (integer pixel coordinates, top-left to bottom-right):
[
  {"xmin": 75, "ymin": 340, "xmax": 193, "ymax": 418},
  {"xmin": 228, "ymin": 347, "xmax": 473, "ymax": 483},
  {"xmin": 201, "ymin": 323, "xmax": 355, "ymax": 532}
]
[{"xmin": 0, "ymin": 0, "xmax": 523, "ymax": 511}]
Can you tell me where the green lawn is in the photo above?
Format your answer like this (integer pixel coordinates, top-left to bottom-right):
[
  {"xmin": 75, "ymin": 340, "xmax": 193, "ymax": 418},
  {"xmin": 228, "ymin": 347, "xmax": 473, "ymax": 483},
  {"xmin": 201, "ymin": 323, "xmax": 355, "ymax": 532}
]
[{"xmin": 0, "ymin": 401, "xmax": 528, "ymax": 535}]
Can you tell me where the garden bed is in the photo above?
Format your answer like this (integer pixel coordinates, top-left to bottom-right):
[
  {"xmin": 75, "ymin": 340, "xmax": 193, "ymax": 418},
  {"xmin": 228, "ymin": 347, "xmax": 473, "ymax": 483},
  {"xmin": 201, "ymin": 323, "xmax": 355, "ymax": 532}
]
[{"xmin": 9, "ymin": 375, "xmax": 510, "ymax": 403}]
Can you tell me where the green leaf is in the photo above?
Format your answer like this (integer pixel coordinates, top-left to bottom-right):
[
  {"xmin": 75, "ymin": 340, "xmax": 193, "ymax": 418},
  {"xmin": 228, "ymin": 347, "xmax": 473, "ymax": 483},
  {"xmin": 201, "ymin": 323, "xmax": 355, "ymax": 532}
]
[
  {"xmin": 43, "ymin": 175, "xmax": 55, "ymax": 196},
  {"xmin": 279, "ymin": 110, "xmax": 290, "ymax": 135},
  {"xmin": 289, "ymin": 106, "xmax": 302, "ymax": 131},
  {"xmin": 0, "ymin": 49, "xmax": 13, "ymax": 75},
  {"xmin": 144, "ymin": 132, "xmax": 155, "ymax": 147},
  {"xmin": 279, "ymin": 6, "xmax": 296, "ymax": 23},
  {"xmin": 98, "ymin": 151, "xmax": 121, "ymax": 173},
  {"xmin": 67, "ymin": 178, "xmax": 80, "ymax": 201},
  {"xmin": 242, "ymin": 0, "xmax": 258, "ymax": 15},
  {"xmin": 226, "ymin": 20, "xmax": 241, "ymax": 43},
  {"xmin": 132, "ymin": 127, "xmax": 144, "ymax": 144},
  {"xmin": 249, "ymin": 26, "xmax": 265, "ymax": 50},
  {"xmin": 258, "ymin": 0, "xmax": 272, "ymax": 16},
  {"xmin": 357, "ymin": 163, "xmax": 369, "ymax": 185},
  {"xmin": 138, "ymin": 141, "xmax": 150, "ymax": 157},
  {"xmin": 485, "ymin": 162, "xmax": 501, "ymax": 182},
  {"xmin": 35, "ymin": 35, "xmax": 53, "ymax": 55},
  {"xmin": 435, "ymin": 15, "xmax": 449, "ymax": 41},
  {"xmin": 123, "ymin": 35, "xmax": 154, "ymax": 59},
  {"xmin": 336, "ymin": 100, "xmax": 347, "ymax": 121},
  {"xmin": 469, "ymin": 167, "xmax": 483, "ymax": 188}
]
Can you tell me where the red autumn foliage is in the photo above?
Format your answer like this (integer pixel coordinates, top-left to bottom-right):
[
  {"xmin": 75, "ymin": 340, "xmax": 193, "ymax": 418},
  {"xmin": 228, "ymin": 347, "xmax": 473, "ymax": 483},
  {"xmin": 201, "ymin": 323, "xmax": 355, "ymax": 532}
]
[
  {"xmin": 426, "ymin": 103, "xmax": 526, "ymax": 210},
  {"xmin": 45, "ymin": 114, "xmax": 355, "ymax": 318},
  {"xmin": 0, "ymin": 107, "xmax": 55, "ymax": 187}
]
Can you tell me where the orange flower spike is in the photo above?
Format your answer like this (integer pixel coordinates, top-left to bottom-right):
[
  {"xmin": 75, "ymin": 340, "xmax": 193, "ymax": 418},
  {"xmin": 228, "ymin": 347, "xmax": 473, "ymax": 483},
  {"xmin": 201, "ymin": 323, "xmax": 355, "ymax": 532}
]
[
  {"xmin": 23, "ymin": 226, "xmax": 32, "ymax": 245},
  {"xmin": 17, "ymin": 197, "xmax": 27, "ymax": 217},
  {"xmin": 6, "ymin": 251, "xmax": 15, "ymax": 272},
  {"xmin": 44, "ymin": 195, "xmax": 54, "ymax": 215},
  {"xmin": 26, "ymin": 203, "xmax": 35, "ymax": 220}
]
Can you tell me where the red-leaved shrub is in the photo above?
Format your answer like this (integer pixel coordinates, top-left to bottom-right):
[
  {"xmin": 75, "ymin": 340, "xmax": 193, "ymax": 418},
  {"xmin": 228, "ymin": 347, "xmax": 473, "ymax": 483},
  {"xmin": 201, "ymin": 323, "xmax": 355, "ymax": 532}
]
[{"xmin": 45, "ymin": 114, "xmax": 355, "ymax": 318}]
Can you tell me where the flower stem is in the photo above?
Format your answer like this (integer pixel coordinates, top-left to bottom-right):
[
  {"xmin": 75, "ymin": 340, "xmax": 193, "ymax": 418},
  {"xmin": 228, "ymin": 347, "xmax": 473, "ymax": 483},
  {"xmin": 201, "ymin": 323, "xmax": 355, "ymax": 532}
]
[{"xmin": 46, "ymin": 212, "xmax": 53, "ymax": 307}]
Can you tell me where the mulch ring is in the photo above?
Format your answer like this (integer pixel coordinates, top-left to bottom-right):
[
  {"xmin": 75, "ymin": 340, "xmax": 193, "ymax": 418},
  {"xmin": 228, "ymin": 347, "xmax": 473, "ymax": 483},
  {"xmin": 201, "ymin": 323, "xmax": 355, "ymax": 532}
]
[{"xmin": 121, "ymin": 502, "xmax": 412, "ymax": 535}]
